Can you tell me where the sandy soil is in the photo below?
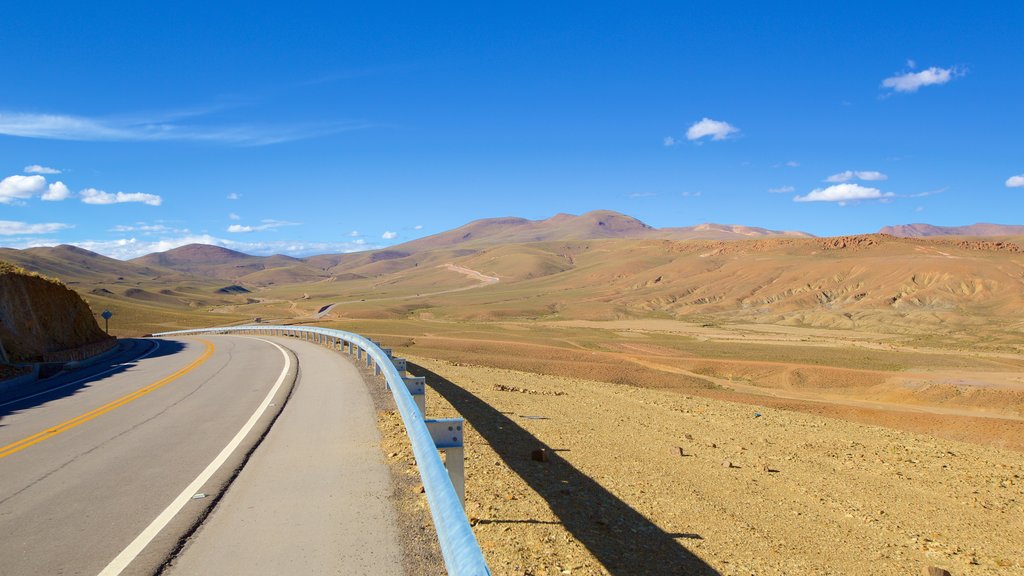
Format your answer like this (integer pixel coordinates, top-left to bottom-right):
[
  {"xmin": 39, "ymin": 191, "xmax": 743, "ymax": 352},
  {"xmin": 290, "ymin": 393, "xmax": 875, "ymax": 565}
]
[{"xmin": 398, "ymin": 355, "xmax": 1023, "ymax": 576}]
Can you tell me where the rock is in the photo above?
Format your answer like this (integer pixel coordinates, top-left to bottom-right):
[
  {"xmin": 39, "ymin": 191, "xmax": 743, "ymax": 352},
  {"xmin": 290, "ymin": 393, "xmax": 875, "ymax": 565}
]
[
  {"xmin": 531, "ymin": 448, "xmax": 549, "ymax": 462},
  {"xmin": 684, "ymin": 433, "xmax": 694, "ymax": 440},
  {"xmin": 922, "ymin": 567, "xmax": 952, "ymax": 576},
  {"xmin": 722, "ymin": 460, "xmax": 734, "ymax": 468},
  {"xmin": 675, "ymin": 446, "xmax": 687, "ymax": 457}
]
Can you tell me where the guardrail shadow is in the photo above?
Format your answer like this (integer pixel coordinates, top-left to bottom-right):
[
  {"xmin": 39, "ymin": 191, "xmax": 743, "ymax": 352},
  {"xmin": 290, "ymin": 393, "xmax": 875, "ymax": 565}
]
[
  {"xmin": 0, "ymin": 339, "xmax": 184, "ymax": 424},
  {"xmin": 410, "ymin": 362, "xmax": 720, "ymax": 576}
]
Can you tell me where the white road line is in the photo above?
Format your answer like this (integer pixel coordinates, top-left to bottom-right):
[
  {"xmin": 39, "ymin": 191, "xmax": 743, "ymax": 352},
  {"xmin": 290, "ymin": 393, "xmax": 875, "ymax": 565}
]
[
  {"xmin": 97, "ymin": 338, "xmax": 292, "ymax": 576},
  {"xmin": 0, "ymin": 340, "xmax": 162, "ymax": 410}
]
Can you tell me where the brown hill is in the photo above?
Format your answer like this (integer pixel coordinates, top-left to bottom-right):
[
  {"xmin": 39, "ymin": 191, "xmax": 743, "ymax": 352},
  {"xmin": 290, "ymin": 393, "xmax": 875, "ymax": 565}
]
[
  {"xmin": 0, "ymin": 262, "xmax": 112, "ymax": 362},
  {"xmin": 0, "ymin": 244, "xmax": 177, "ymax": 285},
  {"xmin": 880, "ymin": 223, "xmax": 1024, "ymax": 237},
  {"xmin": 391, "ymin": 210, "xmax": 810, "ymax": 253},
  {"xmin": 131, "ymin": 243, "xmax": 325, "ymax": 284}
]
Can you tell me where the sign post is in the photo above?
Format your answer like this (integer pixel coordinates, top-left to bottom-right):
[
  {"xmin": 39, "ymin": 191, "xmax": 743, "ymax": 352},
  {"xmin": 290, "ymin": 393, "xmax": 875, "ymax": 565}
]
[{"xmin": 101, "ymin": 310, "xmax": 113, "ymax": 334}]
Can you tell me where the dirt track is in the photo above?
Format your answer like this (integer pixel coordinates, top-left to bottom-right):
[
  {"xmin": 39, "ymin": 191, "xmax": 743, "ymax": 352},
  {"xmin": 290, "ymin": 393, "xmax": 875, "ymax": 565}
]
[{"xmin": 393, "ymin": 356, "xmax": 1023, "ymax": 576}]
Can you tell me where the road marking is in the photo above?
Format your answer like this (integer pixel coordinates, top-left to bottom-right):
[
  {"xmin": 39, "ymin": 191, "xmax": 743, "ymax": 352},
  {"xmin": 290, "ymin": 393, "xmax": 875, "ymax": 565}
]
[
  {"xmin": 0, "ymin": 339, "xmax": 162, "ymax": 411},
  {"xmin": 98, "ymin": 338, "xmax": 292, "ymax": 576},
  {"xmin": 0, "ymin": 340, "xmax": 214, "ymax": 461}
]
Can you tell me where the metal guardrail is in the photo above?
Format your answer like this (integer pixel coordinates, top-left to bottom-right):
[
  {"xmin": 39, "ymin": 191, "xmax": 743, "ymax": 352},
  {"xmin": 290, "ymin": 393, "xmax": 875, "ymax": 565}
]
[{"xmin": 152, "ymin": 325, "xmax": 491, "ymax": 576}]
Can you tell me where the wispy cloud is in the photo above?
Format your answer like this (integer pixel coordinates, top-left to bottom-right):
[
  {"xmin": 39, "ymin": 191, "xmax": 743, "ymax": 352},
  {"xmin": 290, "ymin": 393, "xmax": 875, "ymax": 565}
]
[
  {"xmin": 226, "ymin": 219, "xmax": 299, "ymax": 233},
  {"xmin": 794, "ymin": 183, "xmax": 894, "ymax": 205},
  {"xmin": 1006, "ymin": 175, "xmax": 1024, "ymax": 188},
  {"xmin": 0, "ymin": 174, "xmax": 47, "ymax": 204},
  {"xmin": 825, "ymin": 170, "xmax": 888, "ymax": 183},
  {"xmin": 382, "ymin": 231, "xmax": 398, "ymax": 240},
  {"xmin": 0, "ymin": 109, "xmax": 366, "ymax": 146},
  {"xmin": 413, "ymin": 225, "xmax": 423, "ymax": 230},
  {"xmin": 628, "ymin": 192, "xmax": 657, "ymax": 198},
  {"xmin": 680, "ymin": 191, "xmax": 701, "ymax": 197},
  {"xmin": 226, "ymin": 192, "xmax": 242, "ymax": 200},
  {"xmin": 109, "ymin": 222, "xmax": 189, "ymax": 235},
  {"xmin": 228, "ymin": 212, "xmax": 241, "ymax": 220},
  {"xmin": 662, "ymin": 136, "xmax": 677, "ymax": 147},
  {"xmin": 881, "ymin": 65, "xmax": 965, "ymax": 93},
  {"xmin": 686, "ymin": 118, "xmax": 739, "ymax": 142},
  {"xmin": 24, "ymin": 164, "xmax": 61, "ymax": 174},
  {"xmin": 81, "ymin": 188, "xmax": 163, "ymax": 206},
  {"xmin": 0, "ymin": 220, "xmax": 73, "ymax": 235},
  {"xmin": 768, "ymin": 185, "xmax": 795, "ymax": 193}
]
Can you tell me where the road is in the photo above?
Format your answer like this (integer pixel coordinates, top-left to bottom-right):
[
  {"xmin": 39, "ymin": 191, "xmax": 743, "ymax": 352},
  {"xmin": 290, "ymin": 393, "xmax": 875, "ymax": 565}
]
[{"xmin": 0, "ymin": 334, "xmax": 402, "ymax": 575}]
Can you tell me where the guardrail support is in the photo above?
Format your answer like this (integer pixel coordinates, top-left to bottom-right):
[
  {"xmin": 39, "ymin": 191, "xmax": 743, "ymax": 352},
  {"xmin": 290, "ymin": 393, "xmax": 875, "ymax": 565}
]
[
  {"xmin": 392, "ymin": 357, "xmax": 407, "ymax": 374},
  {"xmin": 402, "ymin": 376, "xmax": 426, "ymax": 415},
  {"xmin": 425, "ymin": 418, "xmax": 465, "ymax": 505}
]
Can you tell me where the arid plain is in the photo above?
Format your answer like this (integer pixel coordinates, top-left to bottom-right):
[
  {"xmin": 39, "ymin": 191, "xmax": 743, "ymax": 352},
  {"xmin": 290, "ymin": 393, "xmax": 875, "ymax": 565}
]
[{"xmin": 3, "ymin": 210, "xmax": 1023, "ymax": 574}]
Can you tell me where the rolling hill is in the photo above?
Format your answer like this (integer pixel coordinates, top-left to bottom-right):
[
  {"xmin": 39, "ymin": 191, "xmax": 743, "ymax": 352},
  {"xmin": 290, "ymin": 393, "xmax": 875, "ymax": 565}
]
[{"xmin": 879, "ymin": 223, "xmax": 1024, "ymax": 237}]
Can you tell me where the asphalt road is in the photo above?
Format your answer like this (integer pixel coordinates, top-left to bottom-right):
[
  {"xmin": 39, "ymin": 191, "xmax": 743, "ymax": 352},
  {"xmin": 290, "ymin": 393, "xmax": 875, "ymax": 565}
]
[
  {"xmin": 0, "ymin": 335, "xmax": 296, "ymax": 575},
  {"xmin": 166, "ymin": 336, "xmax": 403, "ymax": 575}
]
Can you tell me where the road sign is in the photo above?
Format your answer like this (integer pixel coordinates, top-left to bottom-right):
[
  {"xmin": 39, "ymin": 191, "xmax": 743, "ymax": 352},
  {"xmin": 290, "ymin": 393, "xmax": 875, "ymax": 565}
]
[
  {"xmin": 101, "ymin": 310, "xmax": 113, "ymax": 320},
  {"xmin": 101, "ymin": 310, "xmax": 112, "ymax": 334}
]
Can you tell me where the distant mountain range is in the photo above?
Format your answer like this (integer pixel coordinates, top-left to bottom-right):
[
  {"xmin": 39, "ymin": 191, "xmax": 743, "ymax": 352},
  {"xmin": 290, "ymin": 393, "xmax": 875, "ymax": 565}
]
[
  {"xmin": 879, "ymin": 223, "xmax": 1024, "ymax": 237},
  {"xmin": 2, "ymin": 209, "xmax": 1022, "ymax": 338}
]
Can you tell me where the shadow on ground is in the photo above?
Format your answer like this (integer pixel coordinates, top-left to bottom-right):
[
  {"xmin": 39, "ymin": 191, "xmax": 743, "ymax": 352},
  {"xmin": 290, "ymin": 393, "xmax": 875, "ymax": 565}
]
[
  {"xmin": 0, "ymin": 339, "xmax": 185, "ymax": 424},
  {"xmin": 411, "ymin": 362, "xmax": 720, "ymax": 576}
]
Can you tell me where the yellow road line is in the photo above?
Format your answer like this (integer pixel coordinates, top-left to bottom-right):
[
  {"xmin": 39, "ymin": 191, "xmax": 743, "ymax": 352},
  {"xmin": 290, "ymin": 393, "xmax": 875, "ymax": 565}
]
[{"xmin": 0, "ymin": 339, "xmax": 215, "ymax": 461}]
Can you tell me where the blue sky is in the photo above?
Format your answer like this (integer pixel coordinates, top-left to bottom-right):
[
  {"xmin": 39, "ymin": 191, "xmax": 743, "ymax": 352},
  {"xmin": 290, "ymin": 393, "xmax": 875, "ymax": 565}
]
[{"xmin": 1, "ymin": 2, "xmax": 1022, "ymax": 258}]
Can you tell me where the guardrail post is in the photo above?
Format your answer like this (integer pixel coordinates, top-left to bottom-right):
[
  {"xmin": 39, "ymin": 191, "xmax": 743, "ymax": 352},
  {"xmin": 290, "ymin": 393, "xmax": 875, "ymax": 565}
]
[
  {"xmin": 425, "ymin": 418, "xmax": 465, "ymax": 505},
  {"xmin": 392, "ymin": 357, "xmax": 407, "ymax": 374},
  {"xmin": 402, "ymin": 376, "xmax": 426, "ymax": 415}
]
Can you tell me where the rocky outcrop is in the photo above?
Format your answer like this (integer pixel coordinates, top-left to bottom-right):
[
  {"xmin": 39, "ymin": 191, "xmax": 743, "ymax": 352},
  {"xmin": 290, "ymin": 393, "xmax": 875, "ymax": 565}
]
[{"xmin": 0, "ymin": 261, "xmax": 112, "ymax": 363}]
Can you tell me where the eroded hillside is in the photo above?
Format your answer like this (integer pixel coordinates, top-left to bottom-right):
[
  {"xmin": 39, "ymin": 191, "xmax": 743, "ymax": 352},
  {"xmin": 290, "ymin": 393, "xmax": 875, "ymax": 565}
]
[{"xmin": 0, "ymin": 262, "xmax": 112, "ymax": 362}]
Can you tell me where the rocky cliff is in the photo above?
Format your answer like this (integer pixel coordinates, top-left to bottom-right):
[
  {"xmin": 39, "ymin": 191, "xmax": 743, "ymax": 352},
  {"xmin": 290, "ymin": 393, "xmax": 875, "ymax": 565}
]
[{"xmin": 0, "ymin": 261, "xmax": 112, "ymax": 363}]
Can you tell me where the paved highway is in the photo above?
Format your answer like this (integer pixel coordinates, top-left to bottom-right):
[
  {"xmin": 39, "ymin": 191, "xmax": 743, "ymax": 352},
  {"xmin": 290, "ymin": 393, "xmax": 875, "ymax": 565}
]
[{"xmin": 0, "ymin": 335, "xmax": 301, "ymax": 574}]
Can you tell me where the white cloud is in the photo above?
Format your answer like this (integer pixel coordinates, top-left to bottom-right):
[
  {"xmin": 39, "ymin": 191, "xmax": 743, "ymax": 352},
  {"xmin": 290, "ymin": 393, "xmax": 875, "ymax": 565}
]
[
  {"xmin": 768, "ymin": 185, "xmax": 795, "ymax": 193},
  {"xmin": 42, "ymin": 181, "xmax": 70, "ymax": 201},
  {"xmin": 825, "ymin": 170, "xmax": 889, "ymax": 183},
  {"xmin": 24, "ymin": 164, "xmax": 61, "ymax": 174},
  {"xmin": 226, "ymin": 219, "xmax": 299, "ymax": 233},
  {"xmin": 1005, "ymin": 175, "xmax": 1024, "ymax": 188},
  {"xmin": 0, "ymin": 110, "xmax": 365, "ymax": 146},
  {"xmin": 0, "ymin": 220, "xmax": 72, "ymax": 235},
  {"xmin": 413, "ymin": 224, "xmax": 423, "ymax": 230},
  {"xmin": 784, "ymin": 160, "xmax": 799, "ymax": 167},
  {"xmin": 226, "ymin": 192, "xmax": 242, "ymax": 200},
  {"xmin": 228, "ymin": 212, "xmax": 241, "ymax": 220},
  {"xmin": 629, "ymin": 192, "xmax": 657, "ymax": 198},
  {"xmin": 80, "ymin": 188, "xmax": 163, "ymax": 206},
  {"xmin": 663, "ymin": 136, "xmax": 677, "ymax": 147},
  {"xmin": 794, "ymin": 183, "xmax": 894, "ymax": 204},
  {"xmin": 906, "ymin": 59, "xmax": 917, "ymax": 69},
  {"xmin": 882, "ymin": 66, "xmax": 964, "ymax": 93},
  {"xmin": 382, "ymin": 231, "xmax": 398, "ymax": 240},
  {"xmin": 0, "ymin": 174, "xmax": 47, "ymax": 204},
  {"xmin": 680, "ymin": 191, "xmax": 701, "ymax": 197},
  {"xmin": 686, "ymin": 118, "xmax": 739, "ymax": 141},
  {"xmin": 349, "ymin": 230, "xmax": 361, "ymax": 237}
]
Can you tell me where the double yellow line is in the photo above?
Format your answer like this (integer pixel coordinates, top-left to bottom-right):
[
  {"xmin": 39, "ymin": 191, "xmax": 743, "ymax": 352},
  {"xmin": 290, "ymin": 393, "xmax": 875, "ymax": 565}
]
[{"xmin": 0, "ymin": 340, "xmax": 215, "ymax": 461}]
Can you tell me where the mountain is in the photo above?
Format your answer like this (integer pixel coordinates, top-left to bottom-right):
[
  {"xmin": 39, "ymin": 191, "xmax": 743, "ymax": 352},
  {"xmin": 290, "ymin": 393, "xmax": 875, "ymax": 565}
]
[
  {"xmin": 130, "ymin": 243, "xmax": 325, "ymax": 284},
  {"xmin": 392, "ymin": 210, "xmax": 810, "ymax": 252},
  {"xmin": 879, "ymin": 223, "xmax": 1024, "ymax": 237},
  {"xmin": 0, "ymin": 244, "xmax": 176, "ymax": 285}
]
